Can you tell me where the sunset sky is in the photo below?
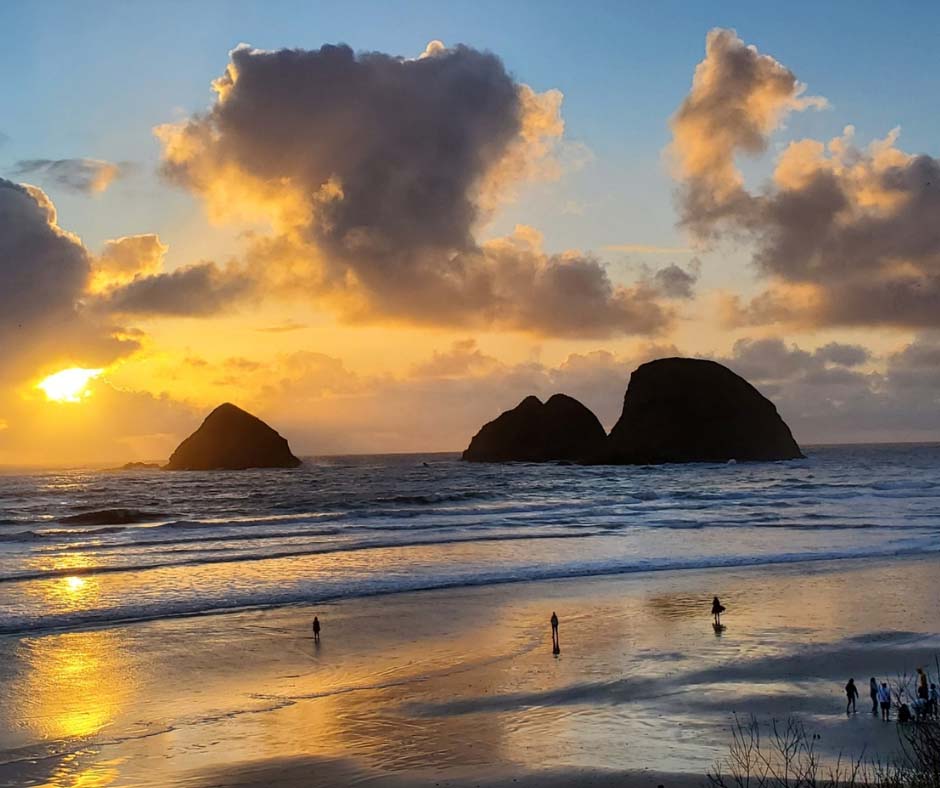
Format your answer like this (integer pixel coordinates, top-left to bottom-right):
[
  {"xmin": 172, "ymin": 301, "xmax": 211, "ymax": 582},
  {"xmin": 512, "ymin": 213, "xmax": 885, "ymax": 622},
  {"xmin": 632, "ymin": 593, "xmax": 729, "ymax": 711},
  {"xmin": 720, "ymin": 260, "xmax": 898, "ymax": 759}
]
[{"xmin": 4, "ymin": 0, "xmax": 940, "ymax": 465}]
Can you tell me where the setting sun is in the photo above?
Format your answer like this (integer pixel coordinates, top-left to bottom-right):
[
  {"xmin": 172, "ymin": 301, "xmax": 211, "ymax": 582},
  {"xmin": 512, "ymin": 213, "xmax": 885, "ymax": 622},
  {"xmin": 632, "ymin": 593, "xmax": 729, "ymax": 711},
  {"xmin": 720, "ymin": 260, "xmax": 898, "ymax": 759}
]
[{"xmin": 36, "ymin": 368, "xmax": 103, "ymax": 403}]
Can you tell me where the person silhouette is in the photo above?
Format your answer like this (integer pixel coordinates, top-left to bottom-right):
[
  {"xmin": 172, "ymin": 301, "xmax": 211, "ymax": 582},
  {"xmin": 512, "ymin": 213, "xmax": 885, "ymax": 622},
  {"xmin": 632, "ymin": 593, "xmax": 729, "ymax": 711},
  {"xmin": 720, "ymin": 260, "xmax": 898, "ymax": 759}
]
[
  {"xmin": 845, "ymin": 678, "xmax": 859, "ymax": 714},
  {"xmin": 869, "ymin": 677, "xmax": 879, "ymax": 714},
  {"xmin": 711, "ymin": 596, "xmax": 726, "ymax": 626},
  {"xmin": 550, "ymin": 611, "xmax": 559, "ymax": 654},
  {"xmin": 312, "ymin": 616, "xmax": 321, "ymax": 642},
  {"xmin": 878, "ymin": 682, "xmax": 891, "ymax": 721}
]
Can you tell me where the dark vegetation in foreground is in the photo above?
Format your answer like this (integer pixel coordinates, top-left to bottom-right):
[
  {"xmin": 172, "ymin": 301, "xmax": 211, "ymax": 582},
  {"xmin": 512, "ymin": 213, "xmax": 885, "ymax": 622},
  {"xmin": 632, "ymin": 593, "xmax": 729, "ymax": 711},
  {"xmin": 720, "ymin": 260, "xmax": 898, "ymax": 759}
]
[{"xmin": 709, "ymin": 715, "xmax": 940, "ymax": 788}]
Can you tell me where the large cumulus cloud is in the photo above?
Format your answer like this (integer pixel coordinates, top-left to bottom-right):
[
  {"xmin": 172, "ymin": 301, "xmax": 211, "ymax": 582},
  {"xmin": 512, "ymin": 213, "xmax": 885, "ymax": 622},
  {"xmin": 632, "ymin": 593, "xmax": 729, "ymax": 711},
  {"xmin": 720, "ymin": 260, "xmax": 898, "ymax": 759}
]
[
  {"xmin": 670, "ymin": 29, "xmax": 940, "ymax": 329},
  {"xmin": 668, "ymin": 28, "xmax": 824, "ymax": 236},
  {"xmin": 155, "ymin": 42, "xmax": 677, "ymax": 337},
  {"xmin": 0, "ymin": 178, "xmax": 137, "ymax": 380},
  {"xmin": 0, "ymin": 175, "xmax": 254, "ymax": 389}
]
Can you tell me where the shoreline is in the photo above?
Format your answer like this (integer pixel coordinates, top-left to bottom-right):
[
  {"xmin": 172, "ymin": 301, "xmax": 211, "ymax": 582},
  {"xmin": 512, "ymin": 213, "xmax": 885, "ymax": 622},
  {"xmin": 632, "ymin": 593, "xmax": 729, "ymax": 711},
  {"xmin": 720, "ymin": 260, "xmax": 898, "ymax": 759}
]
[
  {"xmin": 2, "ymin": 554, "xmax": 939, "ymax": 787},
  {"xmin": 3, "ymin": 549, "xmax": 938, "ymax": 640}
]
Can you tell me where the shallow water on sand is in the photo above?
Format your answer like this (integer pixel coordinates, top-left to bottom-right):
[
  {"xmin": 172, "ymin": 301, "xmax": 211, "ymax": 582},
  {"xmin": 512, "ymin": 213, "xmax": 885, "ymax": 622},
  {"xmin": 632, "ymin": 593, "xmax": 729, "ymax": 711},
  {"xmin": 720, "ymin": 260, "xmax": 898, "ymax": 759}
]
[{"xmin": 1, "ymin": 557, "xmax": 939, "ymax": 787}]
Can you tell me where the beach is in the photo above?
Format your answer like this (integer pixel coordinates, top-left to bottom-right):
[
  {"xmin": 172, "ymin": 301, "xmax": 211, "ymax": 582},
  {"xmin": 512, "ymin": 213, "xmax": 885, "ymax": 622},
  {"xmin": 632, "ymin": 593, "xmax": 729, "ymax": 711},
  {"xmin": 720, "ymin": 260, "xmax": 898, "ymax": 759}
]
[
  {"xmin": 2, "ymin": 554, "xmax": 938, "ymax": 788},
  {"xmin": 8, "ymin": 6, "xmax": 940, "ymax": 786}
]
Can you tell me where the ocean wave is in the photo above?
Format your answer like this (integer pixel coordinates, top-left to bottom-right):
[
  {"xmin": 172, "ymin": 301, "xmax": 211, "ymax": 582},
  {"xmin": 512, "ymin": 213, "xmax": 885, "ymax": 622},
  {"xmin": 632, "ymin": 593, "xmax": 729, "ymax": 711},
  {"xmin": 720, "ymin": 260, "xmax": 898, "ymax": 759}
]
[
  {"xmin": 0, "ymin": 530, "xmax": 600, "ymax": 583},
  {"xmin": 3, "ymin": 507, "xmax": 921, "ymax": 554},
  {"xmin": 1, "ymin": 525, "xmax": 128, "ymax": 542},
  {"xmin": 370, "ymin": 490, "xmax": 498, "ymax": 505},
  {"xmin": 2, "ymin": 542, "xmax": 937, "ymax": 637}
]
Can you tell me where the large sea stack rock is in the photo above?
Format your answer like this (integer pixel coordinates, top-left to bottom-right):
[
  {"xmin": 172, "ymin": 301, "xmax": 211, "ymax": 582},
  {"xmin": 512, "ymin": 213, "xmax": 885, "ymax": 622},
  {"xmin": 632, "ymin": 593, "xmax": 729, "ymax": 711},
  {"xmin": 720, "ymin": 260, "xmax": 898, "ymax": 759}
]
[
  {"xmin": 463, "ymin": 394, "xmax": 607, "ymax": 463},
  {"xmin": 606, "ymin": 358, "xmax": 803, "ymax": 464},
  {"xmin": 165, "ymin": 403, "xmax": 302, "ymax": 470}
]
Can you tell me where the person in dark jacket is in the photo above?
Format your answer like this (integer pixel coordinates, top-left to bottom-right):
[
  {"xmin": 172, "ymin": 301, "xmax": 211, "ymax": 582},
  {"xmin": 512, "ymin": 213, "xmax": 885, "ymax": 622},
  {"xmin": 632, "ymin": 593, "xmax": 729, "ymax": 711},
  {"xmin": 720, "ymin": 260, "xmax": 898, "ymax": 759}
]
[
  {"xmin": 550, "ymin": 611, "xmax": 559, "ymax": 654},
  {"xmin": 845, "ymin": 678, "xmax": 859, "ymax": 714},
  {"xmin": 312, "ymin": 616, "xmax": 321, "ymax": 642}
]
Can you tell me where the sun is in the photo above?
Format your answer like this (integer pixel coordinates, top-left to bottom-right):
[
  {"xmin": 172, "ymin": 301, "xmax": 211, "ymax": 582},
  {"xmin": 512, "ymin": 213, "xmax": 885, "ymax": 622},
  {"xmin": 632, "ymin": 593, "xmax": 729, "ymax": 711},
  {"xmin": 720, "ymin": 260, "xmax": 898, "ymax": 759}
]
[{"xmin": 37, "ymin": 368, "xmax": 104, "ymax": 403}]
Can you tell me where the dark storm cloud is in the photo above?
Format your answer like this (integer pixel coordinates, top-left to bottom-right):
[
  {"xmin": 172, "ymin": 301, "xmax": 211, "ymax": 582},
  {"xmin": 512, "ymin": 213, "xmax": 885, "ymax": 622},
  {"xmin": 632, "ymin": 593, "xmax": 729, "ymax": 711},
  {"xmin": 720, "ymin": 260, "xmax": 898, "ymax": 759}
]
[
  {"xmin": 670, "ymin": 29, "xmax": 940, "ymax": 329},
  {"xmin": 99, "ymin": 262, "xmax": 255, "ymax": 316},
  {"xmin": 157, "ymin": 42, "xmax": 673, "ymax": 337},
  {"xmin": 10, "ymin": 158, "xmax": 131, "ymax": 194},
  {"xmin": 0, "ymin": 179, "xmax": 136, "ymax": 378}
]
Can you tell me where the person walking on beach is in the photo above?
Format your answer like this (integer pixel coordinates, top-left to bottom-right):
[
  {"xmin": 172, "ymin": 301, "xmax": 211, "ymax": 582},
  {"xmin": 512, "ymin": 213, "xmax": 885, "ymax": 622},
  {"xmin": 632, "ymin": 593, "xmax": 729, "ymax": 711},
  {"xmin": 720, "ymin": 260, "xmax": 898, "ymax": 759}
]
[
  {"xmin": 711, "ymin": 596, "xmax": 725, "ymax": 626},
  {"xmin": 550, "ymin": 611, "xmax": 559, "ymax": 654},
  {"xmin": 845, "ymin": 678, "xmax": 859, "ymax": 714},
  {"xmin": 869, "ymin": 677, "xmax": 879, "ymax": 714},
  {"xmin": 312, "ymin": 616, "xmax": 321, "ymax": 642},
  {"xmin": 929, "ymin": 683, "xmax": 938, "ymax": 718},
  {"xmin": 878, "ymin": 681, "xmax": 891, "ymax": 721}
]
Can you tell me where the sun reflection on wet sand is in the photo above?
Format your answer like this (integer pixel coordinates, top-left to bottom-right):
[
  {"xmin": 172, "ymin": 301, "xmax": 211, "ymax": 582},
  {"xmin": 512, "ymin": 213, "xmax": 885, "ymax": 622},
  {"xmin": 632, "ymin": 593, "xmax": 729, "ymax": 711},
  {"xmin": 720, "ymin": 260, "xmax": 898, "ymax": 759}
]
[
  {"xmin": 14, "ymin": 630, "xmax": 130, "ymax": 744},
  {"xmin": 37, "ymin": 754, "xmax": 122, "ymax": 788},
  {"xmin": 2, "ymin": 558, "xmax": 939, "ymax": 786}
]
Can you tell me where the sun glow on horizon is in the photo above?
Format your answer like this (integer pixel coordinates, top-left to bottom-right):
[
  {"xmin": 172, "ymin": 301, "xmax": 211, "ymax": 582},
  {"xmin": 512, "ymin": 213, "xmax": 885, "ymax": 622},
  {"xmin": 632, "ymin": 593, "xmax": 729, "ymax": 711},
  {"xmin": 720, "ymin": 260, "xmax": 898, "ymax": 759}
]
[{"xmin": 37, "ymin": 368, "xmax": 104, "ymax": 403}]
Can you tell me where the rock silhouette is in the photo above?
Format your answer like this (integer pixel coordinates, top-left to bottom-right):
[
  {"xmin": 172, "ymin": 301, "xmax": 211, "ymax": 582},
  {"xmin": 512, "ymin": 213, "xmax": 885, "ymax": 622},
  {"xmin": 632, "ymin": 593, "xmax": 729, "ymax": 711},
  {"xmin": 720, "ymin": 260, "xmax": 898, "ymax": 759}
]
[
  {"xmin": 606, "ymin": 357, "xmax": 803, "ymax": 464},
  {"xmin": 59, "ymin": 509, "xmax": 159, "ymax": 525},
  {"xmin": 165, "ymin": 403, "xmax": 302, "ymax": 470},
  {"xmin": 462, "ymin": 394, "xmax": 607, "ymax": 463}
]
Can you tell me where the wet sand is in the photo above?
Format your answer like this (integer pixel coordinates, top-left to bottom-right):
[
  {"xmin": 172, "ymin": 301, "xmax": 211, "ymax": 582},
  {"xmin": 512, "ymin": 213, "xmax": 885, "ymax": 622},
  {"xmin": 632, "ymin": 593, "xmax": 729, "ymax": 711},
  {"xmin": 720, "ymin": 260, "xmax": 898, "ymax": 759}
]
[{"xmin": 2, "ymin": 555, "xmax": 939, "ymax": 787}]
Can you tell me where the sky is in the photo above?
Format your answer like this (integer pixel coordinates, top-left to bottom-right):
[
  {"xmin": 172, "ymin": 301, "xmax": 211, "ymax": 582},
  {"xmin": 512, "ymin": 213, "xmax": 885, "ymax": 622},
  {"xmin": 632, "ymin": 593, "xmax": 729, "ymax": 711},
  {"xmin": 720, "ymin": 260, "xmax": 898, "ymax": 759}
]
[{"xmin": 3, "ymin": 0, "xmax": 940, "ymax": 465}]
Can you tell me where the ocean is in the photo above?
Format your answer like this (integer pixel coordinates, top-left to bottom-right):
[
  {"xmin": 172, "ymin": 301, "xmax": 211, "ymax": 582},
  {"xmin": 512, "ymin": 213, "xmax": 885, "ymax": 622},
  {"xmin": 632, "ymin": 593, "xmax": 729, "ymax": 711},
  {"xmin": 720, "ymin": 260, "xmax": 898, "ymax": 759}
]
[{"xmin": 2, "ymin": 443, "xmax": 939, "ymax": 636}]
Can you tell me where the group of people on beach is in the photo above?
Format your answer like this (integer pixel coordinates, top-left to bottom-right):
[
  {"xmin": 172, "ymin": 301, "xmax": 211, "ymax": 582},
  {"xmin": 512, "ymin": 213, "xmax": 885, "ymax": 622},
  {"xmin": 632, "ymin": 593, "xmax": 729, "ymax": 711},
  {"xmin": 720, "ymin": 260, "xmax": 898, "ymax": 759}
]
[
  {"xmin": 549, "ymin": 603, "xmax": 937, "ymax": 726},
  {"xmin": 845, "ymin": 669, "xmax": 939, "ymax": 722}
]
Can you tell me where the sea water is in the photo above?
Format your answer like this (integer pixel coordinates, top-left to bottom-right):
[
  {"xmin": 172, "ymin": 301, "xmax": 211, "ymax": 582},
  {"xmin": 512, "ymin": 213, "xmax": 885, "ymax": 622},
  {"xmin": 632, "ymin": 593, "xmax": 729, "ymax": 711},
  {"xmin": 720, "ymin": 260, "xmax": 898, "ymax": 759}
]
[{"xmin": 1, "ymin": 443, "xmax": 939, "ymax": 636}]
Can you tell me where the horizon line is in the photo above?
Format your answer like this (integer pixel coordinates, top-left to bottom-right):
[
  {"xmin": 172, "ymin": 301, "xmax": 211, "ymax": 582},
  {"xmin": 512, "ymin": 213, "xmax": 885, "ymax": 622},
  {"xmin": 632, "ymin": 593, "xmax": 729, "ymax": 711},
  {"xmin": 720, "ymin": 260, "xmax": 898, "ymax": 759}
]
[{"xmin": 2, "ymin": 440, "xmax": 939, "ymax": 471}]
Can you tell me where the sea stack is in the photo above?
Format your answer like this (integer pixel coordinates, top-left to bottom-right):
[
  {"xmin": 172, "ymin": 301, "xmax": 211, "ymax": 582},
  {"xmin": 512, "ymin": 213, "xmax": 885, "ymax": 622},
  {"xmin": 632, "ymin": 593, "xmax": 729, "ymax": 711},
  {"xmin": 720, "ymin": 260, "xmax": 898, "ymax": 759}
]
[
  {"xmin": 165, "ymin": 403, "xmax": 302, "ymax": 470},
  {"xmin": 606, "ymin": 357, "xmax": 803, "ymax": 464},
  {"xmin": 463, "ymin": 394, "xmax": 607, "ymax": 463}
]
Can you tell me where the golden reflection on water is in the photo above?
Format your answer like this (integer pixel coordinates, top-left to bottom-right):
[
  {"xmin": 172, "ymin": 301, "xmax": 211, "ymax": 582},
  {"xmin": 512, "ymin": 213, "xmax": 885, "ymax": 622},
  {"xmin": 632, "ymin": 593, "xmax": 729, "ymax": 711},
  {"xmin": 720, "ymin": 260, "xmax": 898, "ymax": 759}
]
[
  {"xmin": 24, "ymin": 552, "xmax": 103, "ymax": 616},
  {"xmin": 32, "ymin": 550, "xmax": 95, "ymax": 575}
]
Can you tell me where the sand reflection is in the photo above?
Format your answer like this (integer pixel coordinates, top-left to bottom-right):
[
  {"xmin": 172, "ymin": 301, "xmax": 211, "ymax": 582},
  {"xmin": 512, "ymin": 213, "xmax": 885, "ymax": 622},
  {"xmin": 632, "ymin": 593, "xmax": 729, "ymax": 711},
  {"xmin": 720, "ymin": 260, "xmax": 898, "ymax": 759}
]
[
  {"xmin": 38, "ymin": 755, "xmax": 121, "ymax": 788},
  {"xmin": 15, "ymin": 629, "xmax": 130, "ymax": 742}
]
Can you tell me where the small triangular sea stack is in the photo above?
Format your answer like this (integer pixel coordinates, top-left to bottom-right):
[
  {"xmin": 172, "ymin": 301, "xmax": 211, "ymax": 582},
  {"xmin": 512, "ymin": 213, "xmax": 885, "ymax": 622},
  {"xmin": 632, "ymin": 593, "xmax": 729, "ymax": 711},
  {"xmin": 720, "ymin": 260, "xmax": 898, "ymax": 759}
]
[
  {"xmin": 462, "ymin": 394, "xmax": 607, "ymax": 463},
  {"xmin": 606, "ymin": 357, "xmax": 803, "ymax": 464},
  {"xmin": 165, "ymin": 403, "xmax": 301, "ymax": 470}
]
